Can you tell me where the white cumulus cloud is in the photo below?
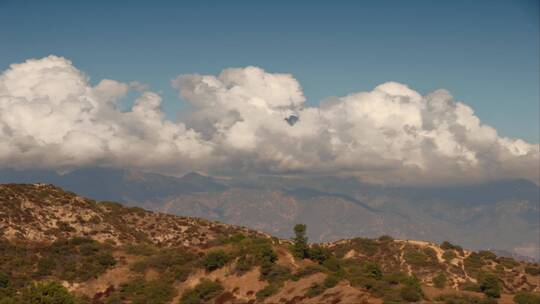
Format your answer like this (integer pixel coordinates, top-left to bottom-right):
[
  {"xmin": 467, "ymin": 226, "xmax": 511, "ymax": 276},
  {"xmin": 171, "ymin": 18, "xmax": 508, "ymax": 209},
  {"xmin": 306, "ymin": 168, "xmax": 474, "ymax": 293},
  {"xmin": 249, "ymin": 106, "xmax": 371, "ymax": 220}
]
[
  {"xmin": 0, "ymin": 55, "xmax": 538, "ymax": 185},
  {"xmin": 0, "ymin": 56, "xmax": 213, "ymax": 175}
]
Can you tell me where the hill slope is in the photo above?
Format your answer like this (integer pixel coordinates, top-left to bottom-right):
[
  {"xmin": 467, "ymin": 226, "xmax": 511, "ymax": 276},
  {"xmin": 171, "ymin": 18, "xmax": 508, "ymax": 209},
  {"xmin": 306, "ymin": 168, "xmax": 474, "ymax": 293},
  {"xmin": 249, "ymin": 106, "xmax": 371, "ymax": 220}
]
[{"xmin": 0, "ymin": 184, "xmax": 539, "ymax": 304}]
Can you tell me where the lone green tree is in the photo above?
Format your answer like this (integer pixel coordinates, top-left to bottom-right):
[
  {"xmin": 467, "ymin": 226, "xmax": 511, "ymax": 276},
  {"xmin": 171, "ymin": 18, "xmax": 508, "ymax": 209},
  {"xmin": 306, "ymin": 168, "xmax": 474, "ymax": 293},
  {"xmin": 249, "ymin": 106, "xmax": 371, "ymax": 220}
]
[{"xmin": 292, "ymin": 224, "xmax": 309, "ymax": 259}]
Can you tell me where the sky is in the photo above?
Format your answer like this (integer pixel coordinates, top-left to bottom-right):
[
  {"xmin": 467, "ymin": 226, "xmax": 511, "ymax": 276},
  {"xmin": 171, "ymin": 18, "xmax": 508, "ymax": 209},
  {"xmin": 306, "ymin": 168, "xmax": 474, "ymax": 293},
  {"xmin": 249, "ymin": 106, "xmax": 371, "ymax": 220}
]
[
  {"xmin": 1, "ymin": 0, "xmax": 538, "ymax": 142},
  {"xmin": 0, "ymin": 0, "xmax": 538, "ymax": 185}
]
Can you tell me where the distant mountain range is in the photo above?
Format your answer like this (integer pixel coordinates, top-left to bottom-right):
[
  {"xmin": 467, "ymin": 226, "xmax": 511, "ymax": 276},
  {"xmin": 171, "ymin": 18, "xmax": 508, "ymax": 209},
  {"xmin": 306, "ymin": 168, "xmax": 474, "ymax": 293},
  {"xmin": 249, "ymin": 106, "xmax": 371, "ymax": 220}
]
[{"xmin": 1, "ymin": 167, "xmax": 538, "ymax": 260}]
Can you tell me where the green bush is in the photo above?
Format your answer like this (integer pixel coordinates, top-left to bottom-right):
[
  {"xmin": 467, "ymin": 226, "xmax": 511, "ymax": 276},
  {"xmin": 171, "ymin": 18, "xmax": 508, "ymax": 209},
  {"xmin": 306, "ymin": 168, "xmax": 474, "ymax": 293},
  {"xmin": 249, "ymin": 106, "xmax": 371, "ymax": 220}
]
[
  {"xmin": 464, "ymin": 253, "xmax": 485, "ymax": 276},
  {"xmin": 433, "ymin": 273, "xmax": 447, "ymax": 288},
  {"xmin": 400, "ymin": 275, "xmax": 423, "ymax": 302},
  {"xmin": 323, "ymin": 274, "xmax": 340, "ymax": 288},
  {"xmin": 400, "ymin": 285, "xmax": 421, "ymax": 302},
  {"xmin": 260, "ymin": 264, "xmax": 291, "ymax": 283},
  {"xmin": 234, "ymin": 255, "xmax": 255, "ymax": 274},
  {"xmin": 378, "ymin": 235, "xmax": 394, "ymax": 242},
  {"xmin": 513, "ymin": 292, "xmax": 540, "ymax": 304},
  {"xmin": 382, "ymin": 272, "xmax": 407, "ymax": 285},
  {"xmin": 478, "ymin": 251, "xmax": 496, "ymax": 260},
  {"xmin": 132, "ymin": 249, "xmax": 196, "ymax": 275},
  {"xmin": 441, "ymin": 241, "xmax": 463, "ymax": 254},
  {"xmin": 30, "ymin": 238, "xmax": 117, "ymax": 282},
  {"xmin": 461, "ymin": 281, "xmax": 482, "ymax": 292},
  {"xmin": 21, "ymin": 281, "xmax": 76, "ymax": 304},
  {"xmin": 123, "ymin": 243, "xmax": 158, "ymax": 256},
  {"xmin": 308, "ymin": 245, "xmax": 331, "ymax": 264},
  {"xmin": 435, "ymin": 293, "xmax": 497, "ymax": 304},
  {"xmin": 350, "ymin": 238, "xmax": 379, "ymax": 256},
  {"xmin": 305, "ymin": 283, "xmax": 325, "ymax": 297},
  {"xmin": 321, "ymin": 257, "xmax": 342, "ymax": 273},
  {"xmin": 404, "ymin": 246, "xmax": 437, "ymax": 268},
  {"xmin": 202, "ymin": 250, "xmax": 229, "ymax": 272},
  {"xmin": 180, "ymin": 279, "xmax": 223, "ymax": 304},
  {"xmin": 56, "ymin": 221, "xmax": 75, "ymax": 233},
  {"xmin": 119, "ymin": 277, "xmax": 176, "ymax": 304},
  {"xmin": 362, "ymin": 261, "xmax": 382, "ymax": 280},
  {"xmin": 443, "ymin": 250, "xmax": 457, "ymax": 261},
  {"xmin": 0, "ymin": 272, "xmax": 9, "ymax": 289},
  {"xmin": 478, "ymin": 273, "xmax": 500, "ymax": 298},
  {"xmin": 524, "ymin": 266, "xmax": 540, "ymax": 276},
  {"xmin": 231, "ymin": 237, "xmax": 277, "ymax": 274},
  {"xmin": 255, "ymin": 283, "xmax": 281, "ymax": 300},
  {"xmin": 255, "ymin": 244, "xmax": 277, "ymax": 264},
  {"xmin": 498, "ymin": 257, "xmax": 520, "ymax": 269},
  {"xmin": 291, "ymin": 264, "xmax": 325, "ymax": 281}
]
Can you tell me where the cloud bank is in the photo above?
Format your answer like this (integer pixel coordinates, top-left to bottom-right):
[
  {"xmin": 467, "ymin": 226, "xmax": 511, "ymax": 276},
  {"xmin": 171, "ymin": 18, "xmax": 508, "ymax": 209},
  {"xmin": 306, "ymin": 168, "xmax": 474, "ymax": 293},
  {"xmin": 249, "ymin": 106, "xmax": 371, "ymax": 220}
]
[{"xmin": 0, "ymin": 56, "xmax": 538, "ymax": 185}]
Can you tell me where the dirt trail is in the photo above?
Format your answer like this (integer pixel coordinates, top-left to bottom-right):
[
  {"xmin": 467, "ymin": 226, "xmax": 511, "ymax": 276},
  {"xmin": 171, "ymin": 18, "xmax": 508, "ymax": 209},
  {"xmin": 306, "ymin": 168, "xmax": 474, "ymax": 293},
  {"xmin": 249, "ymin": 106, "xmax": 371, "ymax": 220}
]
[{"xmin": 397, "ymin": 242, "xmax": 412, "ymax": 276}]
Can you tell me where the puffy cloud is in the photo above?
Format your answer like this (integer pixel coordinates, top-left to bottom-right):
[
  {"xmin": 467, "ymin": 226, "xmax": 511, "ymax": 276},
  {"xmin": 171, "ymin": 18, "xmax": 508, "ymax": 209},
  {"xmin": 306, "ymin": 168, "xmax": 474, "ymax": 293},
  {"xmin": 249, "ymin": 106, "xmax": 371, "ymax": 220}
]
[
  {"xmin": 0, "ymin": 56, "xmax": 538, "ymax": 185},
  {"xmin": 174, "ymin": 67, "xmax": 539, "ymax": 184},
  {"xmin": 0, "ymin": 55, "xmax": 213, "ymax": 174}
]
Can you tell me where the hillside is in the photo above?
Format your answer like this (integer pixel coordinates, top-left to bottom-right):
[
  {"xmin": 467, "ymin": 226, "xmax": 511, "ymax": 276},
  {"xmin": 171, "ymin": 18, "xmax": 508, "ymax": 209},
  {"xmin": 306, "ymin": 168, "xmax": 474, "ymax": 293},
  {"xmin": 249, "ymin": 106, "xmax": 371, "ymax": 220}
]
[{"xmin": 0, "ymin": 184, "xmax": 539, "ymax": 304}]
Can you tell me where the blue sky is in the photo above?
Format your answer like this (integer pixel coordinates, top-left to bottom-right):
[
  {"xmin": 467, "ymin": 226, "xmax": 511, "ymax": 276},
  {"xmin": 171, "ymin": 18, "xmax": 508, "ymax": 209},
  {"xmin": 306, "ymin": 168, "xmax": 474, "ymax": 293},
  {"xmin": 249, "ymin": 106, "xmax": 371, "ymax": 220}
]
[{"xmin": 1, "ymin": 0, "xmax": 538, "ymax": 143}]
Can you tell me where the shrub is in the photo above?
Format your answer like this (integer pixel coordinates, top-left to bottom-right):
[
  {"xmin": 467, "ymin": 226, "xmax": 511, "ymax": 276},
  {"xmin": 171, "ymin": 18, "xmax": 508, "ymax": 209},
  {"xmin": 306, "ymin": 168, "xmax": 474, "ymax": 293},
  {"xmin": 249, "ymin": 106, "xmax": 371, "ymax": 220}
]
[
  {"xmin": 291, "ymin": 265, "xmax": 325, "ymax": 281},
  {"xmin": 443, "ymin": 250, "xmax": 457, "ymax": 262},
  {"xmin": 255, "ymin": 244, "xmax": 277, "ymax": 264},
  {"xmin": 400, "ymin": 285, "xmax": 421, "ymax": 302},
  {"xmin": 498, "ymin": 257, "xmax": 520, "ymax": 269},
  {"xmin": 255, "ymin": 283, "xmax": 281, "ymax": 300},
  {"xmin": 202, "ymin": 250, "xmax": 229, "ymax": 272},
  {"xmin": 378, "ymin": 235, "xmax": 394, "ymax": 242},
  {"xmin": 169, "ymin": 265, "xmax": 192, "ymax": 282},
  {"xmin": 383, "ymin": 272, "xmax": 407, "ymax": 285},
  {"xmin": 441, "ymin": 241, "xmax": 463, "ymax": 253},
  {"xmin": 33, "ymin": 238, "xmax": 117, "ymax": 282},
  {"xmin": 404, "ymin": 246, "xmax": 436, "ymax": 267},
  {"xmin": 234, "ymin": 255, "xmax": 255, "ymax": 274},
  {"xmin": 478, "ymin": 251, "xmax": 497, "ymax": 261},
  {"xmin": 305, "ymin": 283, "xmax": 325, "ymax": 297},
  {"xmin": 350, "ymin": 238, "xmax": 379, "ymax": 255},
  {"xmin": 57, "ymin": 221, "xmax": 75, "ymax": 233},
  {"xmin": 136, "ymin": 249, "xmax": 196, "ymax": 273},
  {"xmin": 308, "ymin": 245, "xmax": 331, "ymax": 264},
  {"xmin": 433, "ymin": 273, "xmax": 447, "ymax": 288},
  {"xmin": 123, "ymin": 243, "xmax": 157, "ymax": 256},
  {"xmin": 180, "ymin": 279, "xmax": 223, "ymax": 304},
  {"xmin": 21, "ymin": 281, "xmax": 76, "ymax": 304},
  {"xmin": 435, "ymin": 294, "xmax": 497, "ymax": 304},
  {"xmin": 461, "ymin": 281, "xmax": 481, "ymax": 292},
  {"xmin": 0, "ymin": 272, "xmax": 8, "ymax": 288},
  {"xmin": 362, "ymin": 261, "xmax": 382, "ymax": 280},
  {"xmin": 400, "ymin": 275, "xmax": 423, "ymax": 301},
  {"xmin": 478, "ymin": 273, "xmax": 500, "ymax": 298},
  {"xmin": 464, "ymin": 253, "xmax": 485, "ymax": 276},
  {"xmin": 524, "ymin": 266, "xmax": 540, "ymax": 276},
  {"xmin": 323, "ymin": 274, "xmax": 340, "ymax": 288},
  {"xmin": 96, "ymin": 253, "xmax": 116, "ymax": 267},
  {"xmin": 119, "ymin": 277, "xmax": 176, "ymax": 304},
  {"xmin": 513, "ymin": 292, "xmax": 540, "ymax": 304},
  {"xmin": 321, "ymin": 257, "xmax": 342, "ymax": 273},
  {"xmin": 231, "ymin": 237, "xmax": 277, "ymax": 274},
  {"xmin": 260, "ymin": 264, "xmax": 291, "ymax": 283}
]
